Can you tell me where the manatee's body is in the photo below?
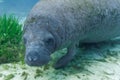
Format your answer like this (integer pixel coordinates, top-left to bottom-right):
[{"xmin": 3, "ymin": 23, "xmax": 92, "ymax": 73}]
[{"xmin": 23, "ymin": 0, "xmax": 120, "ymax": 69}]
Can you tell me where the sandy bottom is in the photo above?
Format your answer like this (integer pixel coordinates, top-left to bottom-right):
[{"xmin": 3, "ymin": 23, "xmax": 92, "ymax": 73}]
[{"xmin": 1, "ymin": 40, "xmax": 120, "ymax": 80}]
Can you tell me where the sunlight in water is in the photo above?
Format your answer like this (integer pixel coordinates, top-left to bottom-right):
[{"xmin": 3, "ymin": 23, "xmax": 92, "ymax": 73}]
[{"xmin": 0, "ymin": 0, "xmax": 3, "ymax": 3}]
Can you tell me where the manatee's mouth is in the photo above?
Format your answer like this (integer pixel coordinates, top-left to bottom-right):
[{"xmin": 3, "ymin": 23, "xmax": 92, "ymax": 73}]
[{"xmin": 25, "ymin": 49, "xmax": 51, "ymax": 66}]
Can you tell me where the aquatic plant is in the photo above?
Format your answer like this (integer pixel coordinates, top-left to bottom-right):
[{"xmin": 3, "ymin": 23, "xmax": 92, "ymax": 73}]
[{"xmin": 0, "ymin": 14, "xmax": 24, "ymax": 63}]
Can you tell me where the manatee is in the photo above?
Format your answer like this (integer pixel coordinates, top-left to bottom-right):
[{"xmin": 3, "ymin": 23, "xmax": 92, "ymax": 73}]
[{"xmin": 23, "ymin": 0, "xmax": 120, "ymax": 69}]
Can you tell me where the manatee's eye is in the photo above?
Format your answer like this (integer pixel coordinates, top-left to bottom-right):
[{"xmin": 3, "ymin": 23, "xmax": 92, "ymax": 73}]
[{"xmin": 45, "ymin": 37, "xmax": 54, "ymax": 45}]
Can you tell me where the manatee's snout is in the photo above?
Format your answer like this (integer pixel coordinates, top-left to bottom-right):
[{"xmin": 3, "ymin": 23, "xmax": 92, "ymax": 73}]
[
  {"xmin": 25, "ymin": 46, "xmax": 51, "ymax": 66},
  {"xmin": 23, "ymin": 26, "xmax": 56, "ymax": 66}
]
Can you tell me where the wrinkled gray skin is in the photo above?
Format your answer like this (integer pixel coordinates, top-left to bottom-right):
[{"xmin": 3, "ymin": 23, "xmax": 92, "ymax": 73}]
[{"xmin": 23, "ymin": 0, "xmax": 120, "ymax": 69}]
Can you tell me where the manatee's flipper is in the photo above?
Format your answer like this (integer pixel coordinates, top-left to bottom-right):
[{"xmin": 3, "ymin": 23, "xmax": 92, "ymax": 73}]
[{"xmin": 54, "ymin": 45, "xmax": 76, "ymax": 69}]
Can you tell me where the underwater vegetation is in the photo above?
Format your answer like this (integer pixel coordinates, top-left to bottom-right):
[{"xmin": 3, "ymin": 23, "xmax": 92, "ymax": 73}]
[{"xmin": 0, "ymin": 14, "xmax": 24, "ymax": 63}]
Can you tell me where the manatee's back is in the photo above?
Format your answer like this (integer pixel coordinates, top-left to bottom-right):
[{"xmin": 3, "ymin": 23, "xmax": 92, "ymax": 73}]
[
  {"xmin": 26, "ymin": 0, "xmax": 120, "ymax": 44},
  {"xmin": 78, "ymin": 0, "xmax": 120, "ymax": 42}
]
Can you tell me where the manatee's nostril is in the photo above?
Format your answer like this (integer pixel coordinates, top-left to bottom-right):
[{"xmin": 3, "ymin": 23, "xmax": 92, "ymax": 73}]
[
  {"xmin": 33, "ymin": 57, "xmax": 38, "ymax": 61},
  {"xmin": 28, "ymin": 56, "xmax": 38, "ymax": 62},
  {"xmin": 25, "ymin": 51, "xmax": 51, "ymax": 66},
  {"xmin": 27, "ymin": 52, "xmax": 39, "ymax": 62},
  {"xmin": 28, "ymin": 56, "xmax": 32, "ymax": 61}
]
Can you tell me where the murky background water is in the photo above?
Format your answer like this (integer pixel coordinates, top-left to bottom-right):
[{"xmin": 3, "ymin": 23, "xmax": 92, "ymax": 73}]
[{"xmin": 0, "ymin": 0, "xmax": 39, "ymax": 17}]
